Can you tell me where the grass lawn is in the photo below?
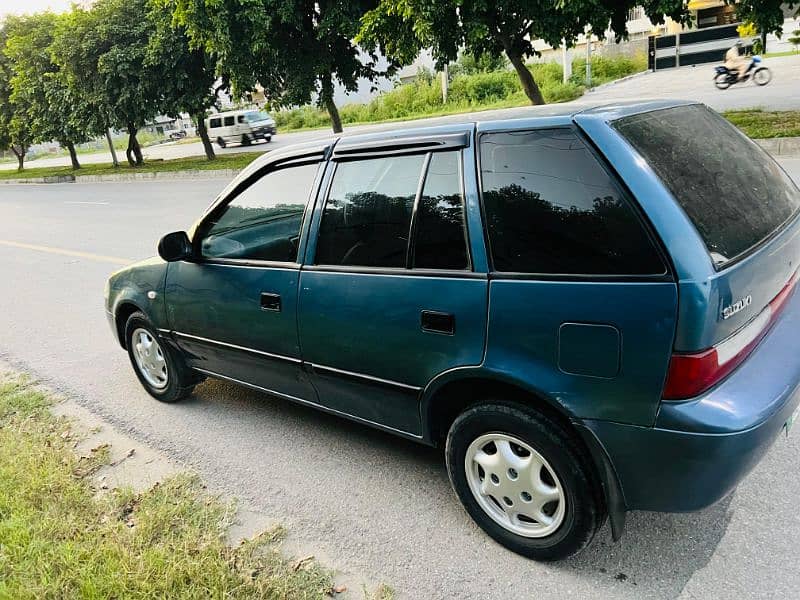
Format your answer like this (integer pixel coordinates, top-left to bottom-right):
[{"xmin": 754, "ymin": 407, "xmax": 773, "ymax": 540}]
[
  {"xmin": 0, "ymin": 373, "xmax": 350, "ymax": 599},
  {"xmin": 0, "ymin": 152, "xmax": 263, "ymax": 182},
  {"xmin": 723, "ymin": 109, "xmax": 800, "ymax": 139}
]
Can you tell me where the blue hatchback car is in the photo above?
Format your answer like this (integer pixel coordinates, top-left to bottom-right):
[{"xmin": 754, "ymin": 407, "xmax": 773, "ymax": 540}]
[{"xmin": 106, "ymin": 100, "xmax": 800, "ymax": 560}]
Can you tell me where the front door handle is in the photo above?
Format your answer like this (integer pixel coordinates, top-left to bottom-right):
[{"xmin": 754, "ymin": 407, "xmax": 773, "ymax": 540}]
[
  {"xmin": 260, "ymin": 292, "xmax": 281, "ymax": 312},
  {"xmin": 421, "ymin": 310, "xmax": 455, "ymax": 335}
]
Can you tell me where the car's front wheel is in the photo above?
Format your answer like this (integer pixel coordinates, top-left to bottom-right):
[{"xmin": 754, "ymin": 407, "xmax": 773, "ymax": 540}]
[
  {"xmin": 125, "ymin": 312, "xmax": 197, "ymax": 403},
  {"xmin": 446, "ymin": 401, "xmax": 604, "ymax": 561}
]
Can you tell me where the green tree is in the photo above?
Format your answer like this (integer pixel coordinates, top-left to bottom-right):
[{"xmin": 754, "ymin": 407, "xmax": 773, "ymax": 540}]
[
  {"xmin": 147, "ymin": 0, "xmax": 219, "ymax": 160},
  {"xmin": 729, "ymin": 1, "xmax": 799, "ymax": 53},
  {"xmin": 172, "ymin": 0, "xmax": 394, "ymax": 133},
  {"xmin": 358, "ymin": 0, "xmax": 688, "ymax": 105},
  {"xmin": 0, "ymin": 25, "xmax": 32, "ymax": 171},
  {"xmin": 53, "ymin": 0, "xmax": 162, "ymax": 166},
  {"xmin": 3, "ymin": 13, "xmax": 97, "ymax": 170},
  {"xmin": 789, "ymin": 28, "xmax": 800, "ymax": 52}
]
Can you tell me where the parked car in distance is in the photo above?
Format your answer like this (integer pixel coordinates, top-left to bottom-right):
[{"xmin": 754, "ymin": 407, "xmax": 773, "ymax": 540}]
[
  {"xmin": 168, "ymin": 130, "xmax": 188, "ymax": 140},
  {"xmin": 105, "ymin": 100, "xmax": 800, "ymax": 561},
  {"xmin": 205, "ymin": 109, "xmax": 276, "ymax": 148}
]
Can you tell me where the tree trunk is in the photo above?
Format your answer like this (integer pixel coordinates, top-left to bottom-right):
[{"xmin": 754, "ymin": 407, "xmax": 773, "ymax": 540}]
[
  {"xmin": 11, "ymin": 146, "xmax": 25, "ymax": 171},
  {"xmin": 761, "ymin": 30, "xmax": 767, "ymax": 54},
  {"xmin": 65, "ymin": 141, "xmax": 81, "ymax": 170},
  {"xmin": 195, "ymin": 112, "xmax": 215, "ymax": 160},
  {"xmin": 320, "ymin": 74, "xmax": 343, "ymax": 134},
  {"xmin": 105, "ymin": 126, "xmax": 119, "ymax": 167},
  {"xmin": 125, "ymin": 123, "xmax": 143, "ymax": 167},
  {"xmin": 505, "ymin": 47, "xmax": 546, "ymax": 105}
]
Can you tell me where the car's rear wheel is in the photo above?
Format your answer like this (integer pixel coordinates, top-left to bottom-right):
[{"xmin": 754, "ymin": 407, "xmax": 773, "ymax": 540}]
[
  {"xmin": 125, "ymin": 312, "xmax": 197, "ymax": 403},
  {"xmin": 216, "ymin": 137, "xmax": 226, "ymax": 148},
  {"xmin": 446, "ymin": 401, "xmax": 604, "ymax": 561}
]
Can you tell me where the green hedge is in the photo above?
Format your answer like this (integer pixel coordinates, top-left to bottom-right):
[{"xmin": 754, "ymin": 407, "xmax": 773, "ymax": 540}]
[{"xmin": 273, "ymin": 54, "xmax": 647, "ymax": 131}]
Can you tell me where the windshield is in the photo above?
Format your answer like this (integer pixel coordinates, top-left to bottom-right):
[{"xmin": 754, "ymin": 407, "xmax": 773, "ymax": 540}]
[
  {"xmin": 613, "ymin": 104, "xmax": 800, "ymax": 267},
  {"xmin": 245, "ymin": 111, "xmax": 271, "ymax": 123}
]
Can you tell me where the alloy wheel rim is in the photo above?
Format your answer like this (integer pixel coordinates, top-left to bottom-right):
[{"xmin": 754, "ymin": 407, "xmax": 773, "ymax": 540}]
[
  {"xmin": 131, "ymin": 328, "xmax": 168, "ymax": 389},
  {"xmin": 464, "ymin": 432, "xmax": 566, "ymax": 538}
]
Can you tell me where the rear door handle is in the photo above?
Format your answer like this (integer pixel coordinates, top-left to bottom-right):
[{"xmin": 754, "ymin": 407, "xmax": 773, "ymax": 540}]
[
  {"xmin": 421, "ymin": 310, "xmax": 455, "ymax": 335},
  {"xmin": 260, "ymin": 292, "xmax": 281, "ymax": 312}
]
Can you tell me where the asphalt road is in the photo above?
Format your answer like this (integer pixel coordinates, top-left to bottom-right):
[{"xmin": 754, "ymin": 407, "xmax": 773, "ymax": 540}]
[
  {"xmin": 4, "ymin": 54, "xmax": 799, "ymax": 172},
  {"xmin": 1, "ymin": 160, "xmax": 800, "ymax": 598}
]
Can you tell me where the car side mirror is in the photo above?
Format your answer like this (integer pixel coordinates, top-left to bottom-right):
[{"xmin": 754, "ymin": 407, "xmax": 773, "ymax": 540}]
[{"xmin": 158, "ymin": 231, "xmax": 193, "ymax": 262}]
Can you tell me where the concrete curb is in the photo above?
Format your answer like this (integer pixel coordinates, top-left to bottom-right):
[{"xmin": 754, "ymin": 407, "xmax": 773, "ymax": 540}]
[
  {"xmin": 755, "ymin": 137, "xmax": 800, "ymax": 157},
  {"xmin": 0, "ymin": 167, "xmax": 240, "ymax": 185}
]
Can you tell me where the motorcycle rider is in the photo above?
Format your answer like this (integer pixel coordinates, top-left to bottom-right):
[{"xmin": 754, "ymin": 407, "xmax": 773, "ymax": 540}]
[{"xmin": 725, "ymin": 40, "xmax": 750, "ymax": 81}]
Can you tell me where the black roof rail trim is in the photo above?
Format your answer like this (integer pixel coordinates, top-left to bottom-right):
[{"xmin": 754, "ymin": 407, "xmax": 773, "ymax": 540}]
[{"xmin": 332, "ymin": 132, "xmax": 469, "ymax": 159}]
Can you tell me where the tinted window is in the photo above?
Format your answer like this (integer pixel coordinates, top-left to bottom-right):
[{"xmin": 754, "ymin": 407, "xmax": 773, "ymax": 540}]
[
  {"xmin": 414, "ymin": 152, "xmax": 469, "ymax": 270},
  {"xmin": 201, "ymin": 163, "xmax": 319, "ymax": 262},
  {"xmin": 614, "ymin": 104, "xmax": 800, "ymax": 266},
  {"xmin": 315, "ymin": 155, "xmax": 424, "ymax": 268},
  {"xmin": 480, "ymin": 128, "xmax": 664, "ymax": 274},
  {"xmin": 237, "ymin": 115, "xmax": 245, "ymax": 123},
  {"xmin": 209, "ymin": 118, "xmax": 221, "ymax": 128},
  {"xmin": 224, "ymin": 116, "xmax": 235, "ymax": 126}
]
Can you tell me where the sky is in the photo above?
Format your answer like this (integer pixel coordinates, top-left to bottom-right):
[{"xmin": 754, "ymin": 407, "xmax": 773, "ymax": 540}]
[{"xmin": 0, "ymin": 0, "xmax": 83, "ymax": 19}]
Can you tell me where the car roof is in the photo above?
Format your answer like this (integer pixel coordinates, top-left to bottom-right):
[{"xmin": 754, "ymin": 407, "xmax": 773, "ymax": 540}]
[{"xmin": 232, "ymin": 98, "xmax": 696, "ymax": 187}]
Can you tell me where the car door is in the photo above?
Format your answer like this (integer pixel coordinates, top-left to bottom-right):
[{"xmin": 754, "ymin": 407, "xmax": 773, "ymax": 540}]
[
  {"xmin": 477, "ymin": 125, "xmax": 678, "ymax": 426},
  {"xmin": 165, "ymin": 148, "xmax": 327, "ymax": 402},
  {"xmin": 298, "ymin": 129, "xmax": 489, "ymax": 438}
]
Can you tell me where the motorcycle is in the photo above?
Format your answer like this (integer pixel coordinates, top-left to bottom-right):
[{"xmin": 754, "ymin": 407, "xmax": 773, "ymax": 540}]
[{"xmin": 714, "ymin": 55, "xmax": 772, "ymax": 89}]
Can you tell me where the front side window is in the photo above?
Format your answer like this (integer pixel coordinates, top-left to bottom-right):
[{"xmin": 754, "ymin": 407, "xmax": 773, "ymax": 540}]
[
  {"xmin": 237, "ymin": 115, "xmax": 246, "ymax": 124},
  {"xmin": 479, "ymin": 128, "xmax": 664, "ymax": 275},
  {"xmin": 315, "ymin": 155, "xmax": 424, "ymax": 268},
  {"xmin": 201, "ymin": 163, "xmax": 319, "ymax": 262}
]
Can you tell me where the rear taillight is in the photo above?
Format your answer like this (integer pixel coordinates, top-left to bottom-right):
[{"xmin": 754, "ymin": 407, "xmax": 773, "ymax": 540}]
[{"xmin": 663, "ymin": 270, "xmax": 798, "ymax": 400}]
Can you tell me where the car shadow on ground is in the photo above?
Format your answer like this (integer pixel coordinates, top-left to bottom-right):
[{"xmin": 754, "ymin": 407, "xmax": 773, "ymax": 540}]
[{"xmin": 188, "ymin": 377, "xmax": 733, "ymax": 596}]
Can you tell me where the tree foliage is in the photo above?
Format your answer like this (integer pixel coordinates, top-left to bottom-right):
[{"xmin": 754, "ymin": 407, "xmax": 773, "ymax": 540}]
[
  {"xmin": 3, "ymin": 13, "xmax": 99, "ymax": 169},
  {"xmin": 147, "ymin": 0, "xmax": 219, "ymax": 159},
  {"xmin": 172, "ymin": 0, "xmax": 394, "ymax": 133},
  {"xmin": 0, "ymin": 25, "xmax": 33, "ymax": 171},
  {"xmin": 358, "ymin": 0, "xmax": 689, "ymax": 105},
  {"xmin": 728, "ymin": 1, "xmax": 798, "ymax": 53}
]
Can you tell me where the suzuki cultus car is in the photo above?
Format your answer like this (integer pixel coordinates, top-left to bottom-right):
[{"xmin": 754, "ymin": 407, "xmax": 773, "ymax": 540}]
[{"xmin": 106, "ymin": 100, "xmax": 800, "ymax": 560}]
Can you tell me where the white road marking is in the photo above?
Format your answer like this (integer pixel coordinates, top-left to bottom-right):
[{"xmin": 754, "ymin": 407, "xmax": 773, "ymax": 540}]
[
  {"xmin": 0, "ymin": 239, "xmax": 130, "ymax": 265},
  {"xmin": 64, "ymin": 201, "xmax": 110, "ymax": 205}
]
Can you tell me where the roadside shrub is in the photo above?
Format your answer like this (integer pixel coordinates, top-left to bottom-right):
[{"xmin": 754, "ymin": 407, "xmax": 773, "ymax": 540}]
[{"xmin": 273, "ymin": 55, "xmax": 642, "ymax": 131}]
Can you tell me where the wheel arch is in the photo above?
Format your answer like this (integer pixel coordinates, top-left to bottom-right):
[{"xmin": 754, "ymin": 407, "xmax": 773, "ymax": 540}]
[
  {"xmin": 114, "ymin": 300, "xmax": 143, "ymax": 350},
  {"xmin": 420, "ymin": 367, "xmax": 627, "ymax": 540}
]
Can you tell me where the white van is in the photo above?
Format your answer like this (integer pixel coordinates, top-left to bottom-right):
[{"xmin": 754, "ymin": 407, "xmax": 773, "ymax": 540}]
[{"xmin": 205, "ymin": 110, "xmax": 277, "ymax": 148}]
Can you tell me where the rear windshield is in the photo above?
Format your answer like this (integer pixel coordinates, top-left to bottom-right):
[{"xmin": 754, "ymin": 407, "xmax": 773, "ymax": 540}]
[{"xmin": 613, "ymin": 104, "xmax": 800, "ymax": 267}]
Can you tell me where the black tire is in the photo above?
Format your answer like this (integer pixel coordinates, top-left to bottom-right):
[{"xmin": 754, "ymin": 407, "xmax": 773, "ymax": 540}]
[
  {"xmin": 216, "ymin": 137, "xmax": 226, "ymax": 148},
  {"xmin": 714, "ymin": 73, "xmax": 731, "ymax": 90},
  {"xmin": 445, "ymin": 401, "xmax": 605, "ymax": 561},
  {"xmin": 264, "ymin": 135, "xmax": 272, "ymax": 143},
  {"xmin": 241, "ymin": 134, "xmax": 252, "ymax": 146},
  {"xmin": 753, "ymin": 67, "xmax": 771, "ymax": 86},
  {"xmin": 125, "ymin": 312, "xmax": 197, "ymax": 403}
]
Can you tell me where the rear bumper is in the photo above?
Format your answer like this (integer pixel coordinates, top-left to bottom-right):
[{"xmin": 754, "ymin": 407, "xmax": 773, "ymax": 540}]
[{"xmin": 584, "ymin": 286, "xmax": 800, "ymax": 512}]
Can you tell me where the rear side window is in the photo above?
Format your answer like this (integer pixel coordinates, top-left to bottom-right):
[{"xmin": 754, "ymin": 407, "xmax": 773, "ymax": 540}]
[
  {"xmin": 479, "ymin": 128, "xmax": 664, "ymax": 275},
  {"xmin": 209, "ymin": 118, "xmax": 221, "ymax": 129},
  {"xmin": 224, "ymin": 116, "xmax": 235, "ymax": 126},
  {"xmin": 614, "ymin": 104, "xmax": 800, "ymax": 267},
  {"xmin": 315, "ymin": 155, "xmax": 423, "ymax": 268}
]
